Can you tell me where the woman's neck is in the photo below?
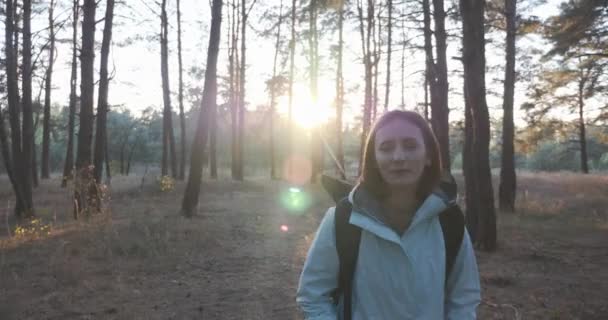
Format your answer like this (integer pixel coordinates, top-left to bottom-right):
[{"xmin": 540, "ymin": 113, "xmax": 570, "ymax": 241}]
[{"xmin": 385, "ymin": 186, "xmax": 418, "ymax": 211}]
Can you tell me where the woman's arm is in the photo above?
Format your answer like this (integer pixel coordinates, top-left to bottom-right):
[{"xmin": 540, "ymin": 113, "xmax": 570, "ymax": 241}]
[
  {"xmin": 296, "ymin": 208, "xmax": 340, "ymax": 320},
  {"xmin": 445, "ymin": 230, "xmax": 481, "ymax": 319}
]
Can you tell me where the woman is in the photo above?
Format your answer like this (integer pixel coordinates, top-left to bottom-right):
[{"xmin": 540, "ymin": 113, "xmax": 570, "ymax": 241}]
[{"xmin": 296, "ymin": 110, "xmax": 480, "ymax": 319}]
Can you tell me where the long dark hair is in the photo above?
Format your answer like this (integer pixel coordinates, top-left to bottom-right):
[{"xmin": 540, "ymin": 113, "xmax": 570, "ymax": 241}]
[{"xmin": 359, "ymin": 110, "xmax": 442, "ymax": 200}]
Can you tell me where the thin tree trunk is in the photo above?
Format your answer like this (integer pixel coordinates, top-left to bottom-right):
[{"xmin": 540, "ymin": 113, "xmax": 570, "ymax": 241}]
[
  {"xmin": 400, "ymin": 17, "xmax": 405, "ymax": 110},
  {"xmin": 32, "ymin": 112, "xmax": 39, "ymax": 188},
  {"xmin": 269, "ymin": 0, "xmax": 284, "ymax": 180},
  {"xmin": 432, "ymin": 0, "xmax": 451, "ymax": 173},
  {"xmin": 177, "ymin": 0, "xmax": 187, "ymax": 180},
  {"xmin": 423, "ymin": 0, "xmax": 434, "ymax": 123},
  {"xmin": 499, "ymin": 0, "xmax": 517, "ymax": 211},
  {"xmin": 357, "ymin": 0, "xmax": 374, "ymax": 173},
  {"xmin": 309, "ymin": 0, "xmax": 322, "ymax": 183},
  {"xmin": 105, "ymin": 132, "xmax": 111, "ymax": 183},
  {"xmin": 287, "ymin": 0, "xmax": 296, "ymax": 176},
  {"xmin": 42, "ymin": 0, "xmax": 56, "ymax": 179},
  {"xmin": 383, "ymin": 0, "xmax": 392, "ymax": 112},
  {"xmin": 237, "ymin": 0, "xmax": 250, "ymax": 181},
  {"xmin": 181, "ymin": 0, "xmax": 223, "ymax": 217},
  {"xmin": 21, "ymin": 0, "xmax": 35, "ymax": 218},
  {"xmin": 62, "ymin": 0, "xmax": 79, "ymax": 188},
  {"xmin": 335, "ymin": 2, "xmax": 345, "ymax": 179},
  {"xmin": 160, "ymin": 0, "xmax": 177, "ymax": 178},
  {"xmin": 229, "ymin": 0, "xmax": 239, "ymax": 179},
  {"xmin": 94, "ymin": 0, "xmax": 115, "ymax": 183},
  {"xmin": 460, "ymin": 0, "xmax": 496, "ymax": 251},
  {"xmin": 578, "ymin": 81, "xmax": 589, "ymax": 174}
]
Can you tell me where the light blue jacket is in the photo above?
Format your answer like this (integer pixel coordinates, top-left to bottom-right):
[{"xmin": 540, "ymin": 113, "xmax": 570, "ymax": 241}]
[{"xmin": 296, "ymin": 186, "xmax": 481, "ymax": 320}]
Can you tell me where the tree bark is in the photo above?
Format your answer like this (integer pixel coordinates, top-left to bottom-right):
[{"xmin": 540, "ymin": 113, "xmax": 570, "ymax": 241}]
[
  {"xmin": 309, "ymin": 0, "xmax": 323, "ymax": 183},
  {"xmin": 287, "ymin": 0, "xmax": 296, "ymax": 177},
  {"xmin": 431, "ymin": 0, "xmax": 451, "ymax": 173},
  {"xmin": 229, "ymin": 0, "xmax": 239, "ymax": 180},
  {"xmin": 177, "ymin": 0, "xmax": 187, "ymax": 180},
  {"xmin": 460, "ymin": 0, "xmax": 496, "ymax": 251},
  {"xmin": 62, "ymin": 0, "xmax": 79, "ymax": 188},
  {"xmin": 4, "ymin": 0, "xmax": 28, "ymax": 218},
  {"xmin": 21, "ymin": 0, "xmax": 35, "ymax": 217},
  {"xmin": 383, "ymin": 0, "xmax": 392, "ymax": 112},
  {"xmin": 181, "ymin": 0, "xmax": 223, "ymax": 217},
  {"xmin": 357, "ymin": 0, "xmax": 374, "ymax": 174},
  {"xmin": 42, "ymin": 0, "xmax": 56, "ymax": 179},
  {"xmin": 94, "ymin": 0, "xmax": 115, "ymax": 183},
  {"xmin": 499, "ymin": 0, "xmax": 517, "ymax": 212},
  {"xmin": 160, "ymin": 0, "xmax": 177, "ymax": 178},
  {"xmin": 76, "ymin": 0, "xmax": 96, "ymax": 170},
  {"xmin": 269, "ymin": 0, "xmax": 284, "ymax": 180},
  {"xmin": 578, "ymin": 79, "xmax": 589, "ymax": 174},
  {"xmin": 74, "ymin": 0, "xmax": 97, "ymax": 218},
  {"xmin": 422, "ymin": 0, "xmax": 434, "ymax": 121},
  {"xmin": 335, "ymin": 2, "xmax": 345, "ymax": 179},
  {"xmin": 236, "ymin": 0, "xmax": 250, "ymax": 181}
]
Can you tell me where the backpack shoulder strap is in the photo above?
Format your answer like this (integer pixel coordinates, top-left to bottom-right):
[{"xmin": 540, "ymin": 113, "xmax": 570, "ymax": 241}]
[
  {"xmin": 439, "ymin": 204, "xmax": 466, "ymax": 285},
  {"xmin": 333, "ymin": 197, "xmax": 361, "ymax": 320}
]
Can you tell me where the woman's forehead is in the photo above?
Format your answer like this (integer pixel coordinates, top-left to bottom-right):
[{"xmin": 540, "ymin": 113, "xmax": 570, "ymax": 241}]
[{"xmin": 375, "ymin": 119, "xmax": 424, "ymax": 141}]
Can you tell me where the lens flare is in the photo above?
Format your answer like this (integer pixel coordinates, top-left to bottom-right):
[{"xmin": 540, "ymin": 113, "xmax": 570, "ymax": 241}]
[
  {"xmin": 280, "ymin": 186, "xmax": 311, "ymax": 215},
  {"xmin": 283, "ymin": 155, "xmax": 312, "ymax": 185}
]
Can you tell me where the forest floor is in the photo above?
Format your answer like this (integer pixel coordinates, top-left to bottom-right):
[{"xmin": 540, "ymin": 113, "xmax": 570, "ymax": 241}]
[{"xmin": 1, "ymin": 171, "xmax": 607, "ymax": 319}]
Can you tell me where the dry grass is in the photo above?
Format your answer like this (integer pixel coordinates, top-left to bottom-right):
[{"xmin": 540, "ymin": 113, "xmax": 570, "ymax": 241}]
[{"xmin": 0, "ymin": 171, "xmax": 607, "ymax": 319}]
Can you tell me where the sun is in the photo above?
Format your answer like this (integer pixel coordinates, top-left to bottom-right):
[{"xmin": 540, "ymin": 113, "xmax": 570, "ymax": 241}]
[{"xmin": 277, "ymin": 82, "xmax": 334, "ymax": 129}]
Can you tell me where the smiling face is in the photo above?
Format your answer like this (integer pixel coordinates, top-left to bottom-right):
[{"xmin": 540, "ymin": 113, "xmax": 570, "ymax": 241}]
[{"xmin": 374, "ymin": 118, "xmax": 430, "ymax": 190}]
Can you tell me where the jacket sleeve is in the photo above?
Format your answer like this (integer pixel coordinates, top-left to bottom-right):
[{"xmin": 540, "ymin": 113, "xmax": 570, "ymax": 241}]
[
  {"xmin": 296, "ymin": 207, "xmax": 340, "ymax": 320},
  {"xmin": 445, "ymin": 229, "xmax": 481, "ymax": 320}
]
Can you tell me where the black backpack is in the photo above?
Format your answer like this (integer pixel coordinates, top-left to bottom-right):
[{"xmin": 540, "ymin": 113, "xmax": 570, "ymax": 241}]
[{"xmin": 332, "ymin": 197, "xmax": 465, "ymax": 320}]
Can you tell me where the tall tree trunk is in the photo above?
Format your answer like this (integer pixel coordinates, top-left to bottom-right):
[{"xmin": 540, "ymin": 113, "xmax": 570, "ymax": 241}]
[
  {"xmin": 357, "ymin": 0, "xmax": 374, "ymax": 173},
  {"xmin": 76, "ymin": 0, "xmax": 96, "ymax": 170},
  {"xmin": 177, "ymin": 0, "xmax": 187, "ymax": 180},
  {"xmin": 400, "ymin": 17, "xmax": 406, "ymax": 110},
  {"xmin": 94, "ymin": 0, "xmax": 115, "ymax": 183},
  {"xmin": 269, "ymin": 0, "xmax": 284, "ymax": 180},
  {"xmin": 42, "ymin": 0, "xmax": 56, "ymax": 179},
  {"xmin": 160, "ymin": 0, "xmax": 177, "ymax": 178},
  {"xmin": 383, "ymin": 0, "xmax": 392, "ymax": 112},
  {"xmin": 74, "ymin": 0, "xmax": 97, "ymax": 218},
  {"xmin": 236, "ymin": 0, "xmax": 250, "ymax": 181},
  {"xmin": 105, "ymin": 132, "xmax": 111, "ymax": 183},
  {"xmin": 62, "ymin": 0, "xmax": 79, "ymax": 188},
  {"xmin": 229, "ymin": 0, "xmax": 239, "ymax": 179},
  {"xmin": 32, "ymin": 112, "xmax": 39, "ymax": 188},
  {"xmin": 21, "ymin": 0, "xmax": 35, "ymax": 218},
  {"xmin": 335, "ymin": 2, "xmax": 345, "ymax": 179},
  {"xmin": 287, "ymin": 0, "xmax": 296, "ymax": 177},
  {"xmin": 309, "ymin": 0, "xmax": 323, "ymax": 183},
  {"xmin": 372, "ymin": 6, "xmax": 380, "ymax": 120},
  {"xmin": 460, "ymin": 0, "xmax": 496, "ymax": 251},
  {"xmin": 0, "ymin": 108, "xmax": 19, "ymax": 191},
  {"xmin": 422, "ymin": 0, "xmax": 433, "ymax": 120},
  {"xmin": 181, "ymin": 0, "xmax": 223, "ymax": 217},
  {"xmin": 432, "ymin": 0, "xmax": 451, "ymax": 173},
  {"xmin": 4, "ymin": 0, "xmax": 28, "ymax": 218},
  {"xmin": 499, "ymin": 0, "xmax": 517, "ymax": 212},
  {"xmin": 578, "ymin": 80, "xmax": 589, "ymax": 174}
]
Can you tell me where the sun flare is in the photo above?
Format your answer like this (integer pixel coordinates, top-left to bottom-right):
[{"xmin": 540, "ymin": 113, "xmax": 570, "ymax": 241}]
[{"xmin": 277, "ymin": 82, "xmax": 334, "ymax": 129}]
